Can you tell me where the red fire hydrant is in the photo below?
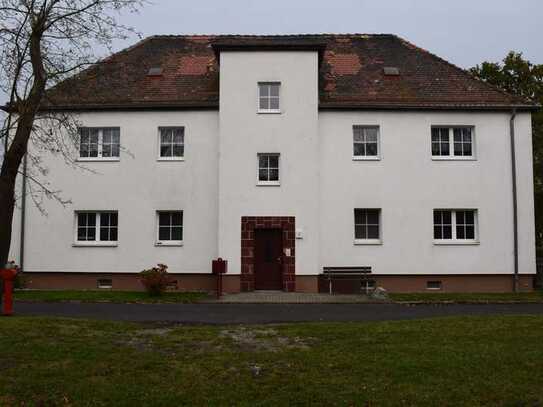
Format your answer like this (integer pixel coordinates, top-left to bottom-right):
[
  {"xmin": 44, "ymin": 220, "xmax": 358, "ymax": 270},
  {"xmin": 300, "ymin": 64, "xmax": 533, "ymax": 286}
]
[{"xmin": 1, "ymin": 263, "xmax": 19, "ymax": 316}]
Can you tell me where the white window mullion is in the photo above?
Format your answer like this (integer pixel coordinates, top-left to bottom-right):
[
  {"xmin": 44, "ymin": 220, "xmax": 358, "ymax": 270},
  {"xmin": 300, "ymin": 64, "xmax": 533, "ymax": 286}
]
[
  {"xmin": 97, "ymin": 129, "xmax": 103, "ymax": 158},
  {"xmin": 451, "ymin": 211, "xmax": 457, "ymax": 240},
  {"xmin": 451, "ymin": 211, "xmax": 456, "ymax": 240},
  {"xmin": 96, "ymin": 212, "xmax": 101, "ymax": 242},
  {"xmin": 448, "ymin": 128, "xmax": 454, "ymax": 158}
]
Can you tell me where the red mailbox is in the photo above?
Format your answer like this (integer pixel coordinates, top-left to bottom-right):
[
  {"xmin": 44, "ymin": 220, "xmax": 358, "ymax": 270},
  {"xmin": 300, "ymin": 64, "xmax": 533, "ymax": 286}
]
[
  {"xmin": 1, "ymin": 265, "xmax": 19, "ymax": 316},
  {"xmin": 212, "ymin": 258, "xmax": 228, "ymax": 275},
  {"xmin": 212, "ymin": 258, "xmax": 227, "ymax": 299}
]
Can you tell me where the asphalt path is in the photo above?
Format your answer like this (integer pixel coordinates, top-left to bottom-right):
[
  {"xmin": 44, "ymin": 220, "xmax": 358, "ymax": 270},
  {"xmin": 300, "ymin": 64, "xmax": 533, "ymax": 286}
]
[{"xmin": 12, "ymin": 301, "xmax": 543, "ymax": 324}]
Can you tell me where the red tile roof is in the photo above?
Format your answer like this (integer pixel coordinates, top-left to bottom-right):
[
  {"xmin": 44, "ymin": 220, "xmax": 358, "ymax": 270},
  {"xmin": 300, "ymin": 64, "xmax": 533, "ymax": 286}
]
[{"xmin": 43, "ymin": 34, "xmax": 536, "ymax": 111}]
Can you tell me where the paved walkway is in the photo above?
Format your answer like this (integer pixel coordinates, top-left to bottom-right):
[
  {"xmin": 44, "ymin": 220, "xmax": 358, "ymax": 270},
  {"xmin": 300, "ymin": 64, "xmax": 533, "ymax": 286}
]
[{"xmin": 13, "ymin": 302, "xmax": 543, "ymax": 324}]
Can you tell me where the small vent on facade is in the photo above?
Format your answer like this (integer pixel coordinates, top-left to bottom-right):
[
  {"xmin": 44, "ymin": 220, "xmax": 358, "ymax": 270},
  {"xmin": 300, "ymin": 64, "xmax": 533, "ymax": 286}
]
[
  {"xmin": 426, "ymin": 281, "xmax": 442, "ymax": 290},
  {"xmin": 147, "ymin": 67, "xmax": 163, "ymax": 77},
  {"xmin": 383, "ymin": 67, "xmax": 400, "ymax": 76},
  {"xmin": 97, "ymin": 279, "xmax": 113, "ymax": 289}
]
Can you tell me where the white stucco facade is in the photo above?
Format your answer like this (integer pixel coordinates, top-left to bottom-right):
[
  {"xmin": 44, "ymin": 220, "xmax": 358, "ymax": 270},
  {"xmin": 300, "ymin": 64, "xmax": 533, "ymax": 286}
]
[{"xmin": 8, "ymin": 48, "xmax": 537, "ymax": 291}]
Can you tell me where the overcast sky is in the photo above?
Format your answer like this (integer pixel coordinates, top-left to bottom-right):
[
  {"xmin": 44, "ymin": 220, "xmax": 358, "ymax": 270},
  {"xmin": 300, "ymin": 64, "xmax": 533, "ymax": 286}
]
[
  {"xmin": 115, "ymin": 0, "xmax": 542, "ymax": 68},
  {"xmin": 1, "ymin": 0, "xmax": 542, "ymax": 111}
]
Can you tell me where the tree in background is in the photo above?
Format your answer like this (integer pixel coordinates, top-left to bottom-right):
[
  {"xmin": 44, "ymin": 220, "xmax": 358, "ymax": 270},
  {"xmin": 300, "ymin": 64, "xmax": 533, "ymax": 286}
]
[
  {"xmin": 471, "ymin": 52, "xmax": 543, "ymax": 251},
  {"xmin": 0, "ymin": 0, "xmax": 143, "ymax": 267}
]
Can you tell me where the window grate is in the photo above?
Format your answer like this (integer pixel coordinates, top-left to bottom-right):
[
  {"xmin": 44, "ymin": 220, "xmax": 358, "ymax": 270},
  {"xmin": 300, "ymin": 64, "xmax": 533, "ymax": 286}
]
[
  {"xmin": 427, "ymin": 281, "xmax": 442, "ymax": 290},
  {"xmin": 97, "ymin": 279, "xmax": 113, "ymax": 289}
]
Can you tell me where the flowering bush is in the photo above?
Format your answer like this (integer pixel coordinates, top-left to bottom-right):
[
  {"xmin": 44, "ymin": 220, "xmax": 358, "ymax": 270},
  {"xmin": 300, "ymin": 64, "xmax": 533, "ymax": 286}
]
[{"xmin": 139, "ymin": 264, "xmax": 172, "ymax": 296}]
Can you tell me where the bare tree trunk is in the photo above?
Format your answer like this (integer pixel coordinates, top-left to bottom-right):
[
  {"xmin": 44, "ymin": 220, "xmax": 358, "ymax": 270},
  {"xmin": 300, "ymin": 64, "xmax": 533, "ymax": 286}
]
[
  {"xmin": 0, "ymin": 177, "xmax": 16, "ymax": 266},
  {"xmin": 0, "ymin": 25, "xmax": 46, "ymax": 266},
  {"xmin": 0, "ymin": 117, "xmax": 34, "ymax": 266}
]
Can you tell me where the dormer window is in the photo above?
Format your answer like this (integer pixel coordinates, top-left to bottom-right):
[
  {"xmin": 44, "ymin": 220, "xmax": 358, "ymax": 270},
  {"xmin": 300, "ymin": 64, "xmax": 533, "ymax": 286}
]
[
  {"xmin": 147, "ymin": 67, "xmax": 163, "ymax": 77},
  {"xmin": 258, "ymin": 82, "xmax": 280, "ymax": 113}
]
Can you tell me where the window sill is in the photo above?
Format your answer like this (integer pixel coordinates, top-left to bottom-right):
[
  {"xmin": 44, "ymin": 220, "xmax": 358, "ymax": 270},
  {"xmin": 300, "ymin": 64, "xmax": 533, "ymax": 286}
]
[
  {"xmin": 257, "ymin": 109, "xmax": 281, "ymax": 114},
  {"xmin": 352, "ymin": 156, "xmax": 381, "ymax": 161},
  {"xmin": 354, "ymin": 239, "xmax": 382, "ymax": 245},
  {"xmin": 77, "ymin": 157, "xmax": 120, "ymax": 162},
  {"xmin": 433, "ymin": 240, "xmax": 480, "ymax": 246},
  {"xmin": 157, "ymin": 157, "xmax": 185, "ymax": 162},
  {"xmin": 72, "ymin": 242, "xmax": 118, "ymax": 247},
  {"xmin": 155, "ymin": 242, "xmax": 183, "ymax": 247},
  {"xmin": 257, "ymin": 182, "xmax": 280, "ymax": 187},
  {"xmin": 431, "ymin": 156, "xmax": 476, "ymax": 161}
]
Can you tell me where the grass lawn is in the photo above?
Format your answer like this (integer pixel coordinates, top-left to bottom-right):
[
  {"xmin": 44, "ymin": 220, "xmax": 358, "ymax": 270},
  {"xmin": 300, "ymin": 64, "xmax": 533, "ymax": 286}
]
[
  {"xmin": 1, "ymin": 316, "xmax": 542, "ymax": 406},
  {"xmin": 13, "ymin": 289, "xmax": 543, "ymax": 304},
  {"xmin": 13, "ymin": 290, "xmax": 208, "ymax": 304},
  {"xmin": 390, "ymin": 291, "xmax": 543, "ymax": 303}
]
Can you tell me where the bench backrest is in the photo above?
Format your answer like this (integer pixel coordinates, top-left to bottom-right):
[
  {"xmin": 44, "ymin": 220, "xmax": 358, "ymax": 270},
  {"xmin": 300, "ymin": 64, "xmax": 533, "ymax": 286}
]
[{"xmin": 323, "ymin": 266, "xmax": 371, "ymax": 275}]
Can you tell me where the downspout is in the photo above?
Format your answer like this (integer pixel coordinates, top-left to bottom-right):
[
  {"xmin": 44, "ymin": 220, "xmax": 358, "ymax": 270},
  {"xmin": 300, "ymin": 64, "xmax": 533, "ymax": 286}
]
[
  {"xmin": 19, "ymin": 153, "xmax": 27, "ymax": 273},
  {"xmin": 510, "ymin": 109, "xmax": 519, "ymax": 292}
]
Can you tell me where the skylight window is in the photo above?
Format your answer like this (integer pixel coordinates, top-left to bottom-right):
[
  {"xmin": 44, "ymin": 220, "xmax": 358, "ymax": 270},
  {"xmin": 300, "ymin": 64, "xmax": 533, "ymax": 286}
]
[
  {"xmin": 147, "ymin": 67, "xmax": 163, "ymax": 76},
  {"xmin": 383, "ymin": 67, "xmax": 400, "ymax": 76}
]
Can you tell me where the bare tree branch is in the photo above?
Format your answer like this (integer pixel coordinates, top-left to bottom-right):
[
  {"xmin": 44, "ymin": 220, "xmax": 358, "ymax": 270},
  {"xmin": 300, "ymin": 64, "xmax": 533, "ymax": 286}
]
[{"xmin": 0, "ymin": 0, "xmax": 145, "ymax": 265}]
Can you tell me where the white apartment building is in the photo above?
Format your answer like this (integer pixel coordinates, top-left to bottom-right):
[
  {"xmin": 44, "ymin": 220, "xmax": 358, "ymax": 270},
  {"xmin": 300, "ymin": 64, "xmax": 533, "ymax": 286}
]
[{"xmin": 8, "ymin": 34, "xmax": 537, "ymax": 292}]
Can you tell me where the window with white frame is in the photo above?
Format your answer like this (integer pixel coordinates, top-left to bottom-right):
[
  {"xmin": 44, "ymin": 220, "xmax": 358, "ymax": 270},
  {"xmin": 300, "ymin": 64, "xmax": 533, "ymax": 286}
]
[
  {"xmin": 433, "ymin": 209, "xmax": 477, "ymax": 242},
  {"xmin": 353, "ymin": 126, "xmax": 380, "ymax": 158},
  {"xmin": 431, "ymin": 126, "xmax": 474, "ymax": 158},
  {"xmin": 157, "ymin": 211, "xmax": 183, "ymax": 244},
  {"xmin": 354, "ymin": 209, "xmax": 381, "ymax": 241},
  {"xmin": 159, "ymin": 127, "xmax": 184, "ymax": 159},
  {"xmin": 79, "ymin": 127, "xmax": 120, "ymax": 159},
  {"xmin": 76, "ymin": 211, "xmax": 118, "ymax": 243},
  {"xmin": 257, "ymin": 153, "xmax": 280, "ymax": 185},
  {"xmin": 258, "ymin": 82, "xmax": 280, "ymax": 112}
]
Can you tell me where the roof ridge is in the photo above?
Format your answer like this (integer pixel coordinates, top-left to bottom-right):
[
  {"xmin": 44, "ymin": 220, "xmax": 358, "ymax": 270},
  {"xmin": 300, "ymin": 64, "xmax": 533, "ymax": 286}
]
[
  {"xmin": 391, "ymin": 34, "xmax": 530, "ymax": 105},
  {"xmin": 145, "ymin": 33, "xmax": 395, "ymax": 39}
]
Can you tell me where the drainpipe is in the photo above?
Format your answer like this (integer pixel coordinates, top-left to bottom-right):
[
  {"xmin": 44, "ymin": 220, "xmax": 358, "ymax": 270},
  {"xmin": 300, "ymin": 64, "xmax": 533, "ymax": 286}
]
[
  {"xmin": 510, "ymin": 109, "xmax": 519, "ymax": 292},
  {"xmin": 19, "ymin": 153, "xmax": 27, "ymax": 273}
]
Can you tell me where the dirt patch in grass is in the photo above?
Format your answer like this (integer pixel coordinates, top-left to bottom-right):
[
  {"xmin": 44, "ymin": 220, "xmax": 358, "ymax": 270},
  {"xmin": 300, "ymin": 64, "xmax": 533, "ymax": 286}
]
[
  {"xmin": 219, "ymin": 326, "xmax": 316, "ymax": 352},
  {"xmin": 119, "ymin": 327, "xmax": 176, "ymax": 352},
  {"xmin": 118, "ymin": 325, "xmax": 222, "ymax": 355}
]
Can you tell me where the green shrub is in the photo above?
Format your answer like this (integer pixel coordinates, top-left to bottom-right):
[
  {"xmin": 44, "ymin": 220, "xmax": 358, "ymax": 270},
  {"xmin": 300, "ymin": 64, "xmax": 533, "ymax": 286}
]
[{"xmin": 139, "ymin": 264, "xmax": 172, "ymax": 296}]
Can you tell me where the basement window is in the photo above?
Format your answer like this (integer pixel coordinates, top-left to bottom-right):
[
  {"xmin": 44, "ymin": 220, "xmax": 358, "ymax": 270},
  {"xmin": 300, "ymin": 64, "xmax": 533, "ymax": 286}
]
[
  {"xmin": 426, "ymin": 281, "xmax": 442, "ymax": 290},
  {"xmin": 97, "ymin": 279, "xmax": 113, "ymax": 289}
]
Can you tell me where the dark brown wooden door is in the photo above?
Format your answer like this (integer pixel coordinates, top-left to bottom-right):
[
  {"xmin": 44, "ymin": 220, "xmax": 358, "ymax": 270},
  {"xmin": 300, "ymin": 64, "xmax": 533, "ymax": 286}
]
[{"xmin": 254, "ymin": 229, "xmax": 283, "ymax": 290}]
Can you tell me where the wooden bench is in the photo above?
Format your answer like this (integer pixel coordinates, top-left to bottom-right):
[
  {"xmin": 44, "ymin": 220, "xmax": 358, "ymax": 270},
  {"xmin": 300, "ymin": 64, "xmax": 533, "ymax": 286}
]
[{"xmin": 322, "ymin": 266, "xmax": 372, "ymax": 295}]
